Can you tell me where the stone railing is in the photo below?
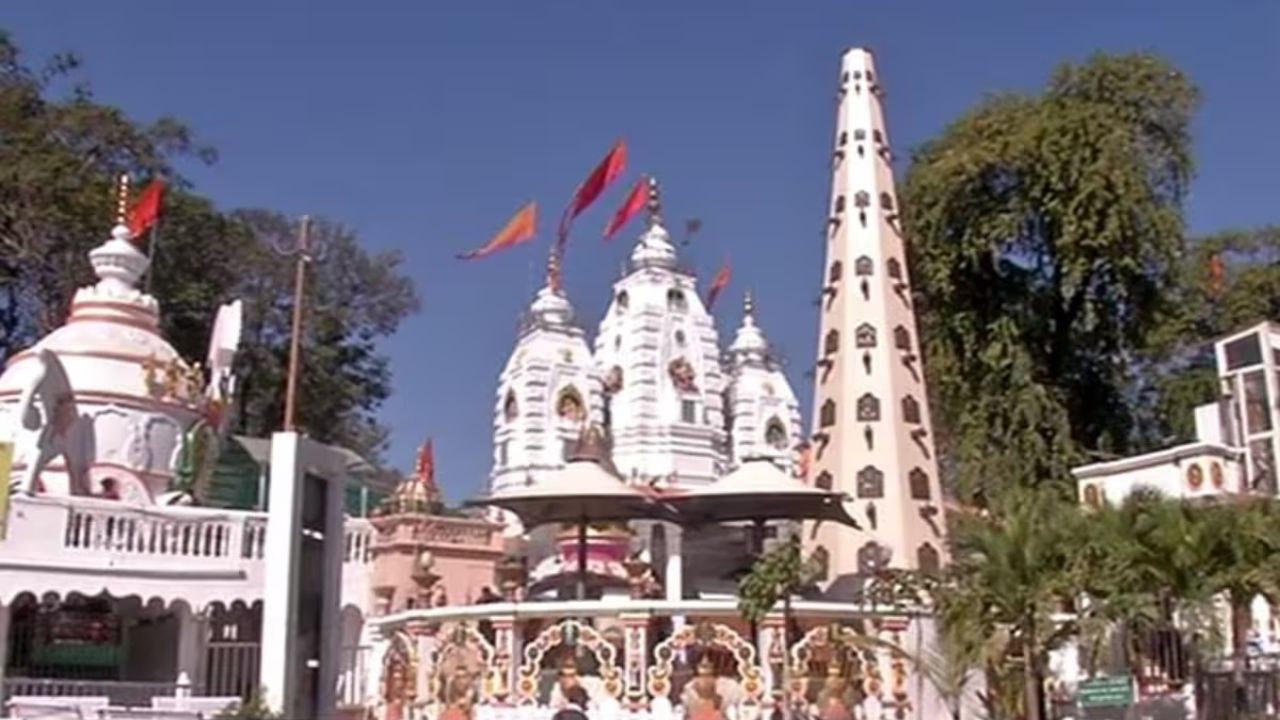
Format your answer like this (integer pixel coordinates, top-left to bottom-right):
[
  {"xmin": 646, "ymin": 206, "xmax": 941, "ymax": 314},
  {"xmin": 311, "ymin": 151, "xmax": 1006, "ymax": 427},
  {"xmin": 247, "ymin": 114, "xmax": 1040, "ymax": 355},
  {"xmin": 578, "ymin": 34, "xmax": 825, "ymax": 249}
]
[{"xmin": 0, "ymin": 495, "xmax": 375, "ymax": 610}]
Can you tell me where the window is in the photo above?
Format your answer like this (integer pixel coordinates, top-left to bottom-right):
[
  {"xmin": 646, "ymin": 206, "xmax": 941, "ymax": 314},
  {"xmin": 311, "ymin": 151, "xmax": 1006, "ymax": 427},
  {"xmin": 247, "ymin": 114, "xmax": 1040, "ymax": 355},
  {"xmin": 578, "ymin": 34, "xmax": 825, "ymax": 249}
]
[
  {"xmin": 824, "ymin": 329, "xmax": 840, "ymax": 356},
  {"xmin": 855, "ymin": 323, "xmax": 876, "ymax": 348},
  {"xmin": 857, "ymin": 466, "xmax": 884, "ymax": 498},
  {"xmin": 503, "ymin": 390, "xmax": 518, "ymax": 422},
  {"xmin": 917, "ymin": 544, "xmax": 941, "ymax": 574},
  {"xmin": 886, "ymin": 258, "xmax": 903, "ymax": 280},
  {"xmin": 765, "ymin": 418, "xmax": 788, "ymax": 449},
  {"xmin": 894, "ymin": 325, "xmax": 911, "ymax": 351},
  {"xmin": 668, "ymin": 289, "xmax": 688, "ymax": 313},
  {"xmin": 616, "ymin": 291, "xmax": 629, "ymax": 311},
  {"xmin": 854, "ymin": 129, "xmax": 867, "ymax": 141},
  {"xmin": 828, "ymin": 261, "xmax": 843, "ymax": 283},
  {"xmin": 838, "ymin": 131, "xmax": 848, "ymax": 147},
  {"xmin": 562, "ymin": 439, "xmax": 575, "ymax": 461},
  {"xmin": 815, "ymin": 471, "xmax": 834, "ymax": 490},
  {"xmin": 834, "ymin": 195, "xmax": 846, "ymax": 214},
  {"xmin": 854, "ymin": 191, "xmax": 871, "ymax": 209},
  {"xmin": 681, "ymin": 400, "xmax": 697, "ymax": 424},
  {"xmin": 857, "ymin": 542, "xmax": 887, "ymax": 574},
  {"xmin": 675, "ymin": 330, "xmax": 687, "ymax": 347},
  {"xmin": 1244, "ymin": 370, "xmax": 1272, "ymax": 433},
  {"xmin": 909, "ymin": 468, "xmax": 931, "ymax": 500},
  {"xmin": 820, "ymin": 399, "xmax": 837, "ymax": 428},
  {"xmin": 872, "ymin": 128, "xmax": 883, "ymax": 144},
  {"xmin": 854, "ymin": 256, "xmax": 873, "ymax": 276},
  {"xmin": 902, "ymin": 395, "xmax": 921, "ymax": 425},
  {"xmin": 857, "ymin": 393, "xmax": 880, "ymax": 421},
  {"xmin": 879, "ymin": 192, "xmax": 894, "ymax": 211},
  {"xmin": 1225, "ymin": 334, "xmax": 1262, "ymax": 370}
]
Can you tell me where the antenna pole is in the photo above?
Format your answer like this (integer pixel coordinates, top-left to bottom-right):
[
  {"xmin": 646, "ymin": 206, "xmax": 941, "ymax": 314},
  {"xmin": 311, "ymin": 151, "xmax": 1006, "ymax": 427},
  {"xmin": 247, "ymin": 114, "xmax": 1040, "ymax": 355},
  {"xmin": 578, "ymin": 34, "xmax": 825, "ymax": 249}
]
[{"xmin": 282, "ymin": 216, "xmax": 312, "ymax": 432}]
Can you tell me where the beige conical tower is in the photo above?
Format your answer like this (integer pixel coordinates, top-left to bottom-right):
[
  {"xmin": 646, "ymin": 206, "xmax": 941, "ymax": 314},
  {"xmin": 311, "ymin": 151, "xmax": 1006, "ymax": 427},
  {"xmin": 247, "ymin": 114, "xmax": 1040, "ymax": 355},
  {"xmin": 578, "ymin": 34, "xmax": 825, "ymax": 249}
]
[{"xmin": 804, "ymin": 48, "xmax": 948, "ymax": 594}]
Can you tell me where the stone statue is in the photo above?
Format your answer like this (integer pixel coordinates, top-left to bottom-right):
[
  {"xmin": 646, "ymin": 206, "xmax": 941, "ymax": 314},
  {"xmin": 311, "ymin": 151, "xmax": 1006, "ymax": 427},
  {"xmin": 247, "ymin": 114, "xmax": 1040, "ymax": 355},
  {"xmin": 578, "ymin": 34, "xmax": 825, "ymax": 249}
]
[
  {"xmin": 685, "ymin": 656, "xmax": 727, "ymax": 720},
  {"xmin": 11, "ymin": 349, "xmax": 89, "ymax": 496},
  {"xmin": 814, "ymin": 662, "xmax": 855, "ymax": 720}
]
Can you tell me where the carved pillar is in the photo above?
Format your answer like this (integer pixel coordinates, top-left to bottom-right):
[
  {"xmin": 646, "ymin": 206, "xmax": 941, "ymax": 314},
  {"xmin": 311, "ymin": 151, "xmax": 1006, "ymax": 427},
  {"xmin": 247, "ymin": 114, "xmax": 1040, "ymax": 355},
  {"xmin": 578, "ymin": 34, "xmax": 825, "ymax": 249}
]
[
  {"xmin": 491, "ymin": 615, "xmax": 518, "ymax": 705},
  {"xmin": 757, "ymin": 613, "xmax": 787, "ymax": 705},
  {"xmin": 883, "ymin": 618, "xmax": 911, "ymax": 720},
  {"xmin": 406, "ymin": 620, "xmax": 439, "ymax": 715},
  {"xmin": 621, "ymin": 612, "xmax": 651, "ymax": 709}
]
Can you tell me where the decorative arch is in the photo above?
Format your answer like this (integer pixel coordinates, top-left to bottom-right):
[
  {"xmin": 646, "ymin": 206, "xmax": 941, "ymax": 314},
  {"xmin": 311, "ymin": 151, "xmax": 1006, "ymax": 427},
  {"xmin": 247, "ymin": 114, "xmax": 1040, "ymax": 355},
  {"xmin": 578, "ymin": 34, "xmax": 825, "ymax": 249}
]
[
  {"xmin": 381, "ymin": 630, "xmax": 418, "ymax": 718},
  {"xmin": 854, "ymin": 256, "xmax": 874, "ymax": 276},
  {"xmin": 555, "ymin": 386, "xmax": 585, "ymax": 422},
  {"xmin": 788, "ymin": 623, "xmax": 894, "ymax": 709},
  {"xmin": 814, "ymin": 471, "xmax": 834, "ymax": 491},
  {"xmin": 667, "ymin": 289, "xmax": 688, "ymax": 313},
  {"xmin": 648, "ymin": 621, "xmax": 764, "ymax": 705},
  {"xmin": 917, "ymin": 544, "xmax": 941, "ymax": 574},
  {"xmin": 886, "ymin": 258, "xmax": 903, "ymax": 281},
  {"xmin": 616, "ymin": 291, "xmax": 630, "ymax": 311},
  {"xmin": 856, "ymin": 466, "xmax": 884, "ymax": 499},
  {"xmin": 855, "ymin": 324, "xmax": 876, "ymax": 348},
  {"xmin": 893, "ymin": 325, "xmax": 911, "ymax": 351},
  {"xmin": 431, "ymin": 622, "xmax": 499, "ymax": 706},
  {"xmin": 854, "ymin": 191, "xmax": 871, "ymax": 209},
  {"xmin": 819, "ymin": 399, "xmax": 837, "ymax": 428},
  {"xmin": 901, "ymin": 395, "xmax": 921, "ymax": 424},
  {"xmin": 828, "ymin": 261, "xmax": 843, "ymax": 283},
  {"xmin": 518, "ymin": 619, "xmax": 623, "ymax": 705},
  {"xmin": 824, "ymin": 329, "xmax": 840, "ymax": 356},
  {"xmin": 764, "ymin": 417, "xmax": 789, "ymax": 449},
  {"xmin": 879, "ymin": 192, "xmax": 894, "ymax": 211},
  {"xmin": 503, "ymin": 390, "xmax": 518, "ymax": 422},
  {"xmin": 856, "ymin": 394, "xmax": 880, "ymax": 422},
  {"xmin": 856, "ymin": 542, "xmax": 888, "ymax": 574}
]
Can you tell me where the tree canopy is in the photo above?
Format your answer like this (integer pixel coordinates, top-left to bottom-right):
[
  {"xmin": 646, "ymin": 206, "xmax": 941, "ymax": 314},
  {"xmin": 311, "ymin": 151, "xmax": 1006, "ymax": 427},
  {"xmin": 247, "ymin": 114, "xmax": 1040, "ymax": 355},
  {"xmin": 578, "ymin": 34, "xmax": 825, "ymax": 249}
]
[{"xmin": 0, "ymin": 29, "xmax": 418, "ymax": 463}]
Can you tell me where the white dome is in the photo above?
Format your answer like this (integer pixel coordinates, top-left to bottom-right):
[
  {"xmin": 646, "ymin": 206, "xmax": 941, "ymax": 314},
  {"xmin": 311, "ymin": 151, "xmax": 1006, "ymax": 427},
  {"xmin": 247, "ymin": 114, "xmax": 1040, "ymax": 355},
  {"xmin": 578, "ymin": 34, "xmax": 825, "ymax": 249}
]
[
  {"xmin": 628, "ymin": 221, "xmax": 678, "ymax": 271},
  {"xmin": 729, "ymin": 292, "xmax": 768, "ymax": 363},
  {"xmin": 528, "ymin": 285, "xmax": 574, "ymax": 326}
]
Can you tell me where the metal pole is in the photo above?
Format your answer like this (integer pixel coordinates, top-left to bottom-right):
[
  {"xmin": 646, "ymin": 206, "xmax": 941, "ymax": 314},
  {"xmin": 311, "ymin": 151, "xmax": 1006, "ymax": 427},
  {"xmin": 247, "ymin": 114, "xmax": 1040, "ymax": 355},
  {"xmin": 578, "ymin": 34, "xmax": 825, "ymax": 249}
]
[
  {"xmin": 282, "ymin": 216, "xmax": 311, "ymax": 432},
  {"xmin": 576, "ymin": 518, "xmax": 588, "ymax": 601}
]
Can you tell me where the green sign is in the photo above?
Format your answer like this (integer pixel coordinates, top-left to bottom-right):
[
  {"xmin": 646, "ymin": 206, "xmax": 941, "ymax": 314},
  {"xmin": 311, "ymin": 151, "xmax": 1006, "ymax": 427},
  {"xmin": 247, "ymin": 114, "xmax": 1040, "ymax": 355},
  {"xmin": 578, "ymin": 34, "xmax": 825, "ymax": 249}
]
[{"xmin": 1078, "ymin": 675, "xmax": 1134, "ymax": 708}]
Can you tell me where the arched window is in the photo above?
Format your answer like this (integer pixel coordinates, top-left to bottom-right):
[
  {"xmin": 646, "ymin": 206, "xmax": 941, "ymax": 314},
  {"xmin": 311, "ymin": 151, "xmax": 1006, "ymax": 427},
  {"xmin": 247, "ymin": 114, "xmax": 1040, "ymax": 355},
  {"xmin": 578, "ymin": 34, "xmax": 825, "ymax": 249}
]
[
  {"xmin": 667, "ymin": 289, "xmax": 688, "ymax": 313},
  {"xmin": 909, "ymin": 468, "xmax": 931, "ymax": 500},
  {"xmin": 820, "ymin": 399, "xmax": 836, "ymax": 428},
  {"xmin": 764, "ymin": 417, "xmax": 788, "ymax": 449},
  {"xmin": 824, "ymin": 329, "xmax": 840, "ymax": 356},
  {"xmin": 902, "ymin": 395, "xmax": 921, "ymax": 424},
  {"xmin": 857, "ymin": 542, "xmax": 887, "ymax": 574},
  {"xmin": 828, "ymin": 261, "xmax": 843, "ymax": 283},
  {"xmin": 855, "ymin": 323, "xmax": 876, "ymax": 348},
  {"xmin": 616, "ymin": 291, "xmax": 629, "ymax": 311},
  {"xmin": 886, "ymin": 258, "xmax": 902, "ymax": 280},
  {"xmin": 674, "ymin": 330, "xmax": 687, "ymax": 347},
  {"xmin": 556, "ymin": 387, "xmax": 585, "ymax": 422},
  {"xmin": 857, "ymin": 393, "xmax": 880, "ymax": 422},
  {"xmin": 879, "ymin": 192, "xmax": 894, "ymax": 211},
  {"xmin": 872, "ymin": 128, "xmax": 883, "ymax": 144},
  {"xmin": 854, "ymin": 191, "xmax": 871, "ymax": 209},
  {"xmin": 894, "ymin": 325, "xmax": 911, "ymax": 351},
  {"xmin": 857, "ymin": 466, "xmax": 884, "ymax": 498},
  {"xmin": 917, "ymin": 544, "xmax": 941, "ymax": 574},
  {"xmin": 503, "ymin": 390, "xmax": 518, "ymax": 422},
  {"xmin": 854, "ymin": 256, "xmax": 874, "ymax": 276},
  {"xmin": 814, "ymin": 471, "xmax": 834, "ymax": 490}
]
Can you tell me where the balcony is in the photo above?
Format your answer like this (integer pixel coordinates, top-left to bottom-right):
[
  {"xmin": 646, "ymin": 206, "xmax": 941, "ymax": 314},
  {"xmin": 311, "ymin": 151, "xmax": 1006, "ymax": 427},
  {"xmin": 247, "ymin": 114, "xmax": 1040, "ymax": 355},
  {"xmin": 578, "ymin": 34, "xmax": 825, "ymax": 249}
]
[{"xmin": 0, "ymin": 495, "xmax": 373, "ymax": 611}]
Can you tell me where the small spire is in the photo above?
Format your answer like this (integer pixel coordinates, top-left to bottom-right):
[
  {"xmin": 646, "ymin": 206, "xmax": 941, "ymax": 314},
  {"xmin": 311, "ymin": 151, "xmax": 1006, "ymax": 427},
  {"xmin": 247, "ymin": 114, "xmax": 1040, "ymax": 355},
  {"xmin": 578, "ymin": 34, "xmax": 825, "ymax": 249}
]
[
  {"xmin": 646, "ymin": 176, "xmax": 662, "ymax": 226},
  {"xmin": 114, "ymin": 174, "xmax": 130, "ymax": 227},
  {"xmin": 743, "ymin": 290, "xmax": 755, "ymax": 322},
  {"xmin": 547, "ymin": 243, "xmax": 562, "ymax": 293}
]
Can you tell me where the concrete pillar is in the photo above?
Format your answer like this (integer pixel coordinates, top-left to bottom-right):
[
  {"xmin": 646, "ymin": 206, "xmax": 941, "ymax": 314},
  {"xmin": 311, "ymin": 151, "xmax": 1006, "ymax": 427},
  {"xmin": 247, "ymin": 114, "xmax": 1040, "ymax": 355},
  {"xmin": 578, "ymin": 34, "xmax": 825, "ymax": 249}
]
[
  {"xmin": 665, "ymin": 524, "xmax": 684, "ymax": 635},
  {"xmin": 261, "ymin": 432, "xmax": 304, "ymax": 714},
  {"xmin": 316, "ymin": 469, "xmax": 346, "ymax": 719},
  {"xmin": 174, "ymin": 603, "xmax": 208, "ymax": 689}
]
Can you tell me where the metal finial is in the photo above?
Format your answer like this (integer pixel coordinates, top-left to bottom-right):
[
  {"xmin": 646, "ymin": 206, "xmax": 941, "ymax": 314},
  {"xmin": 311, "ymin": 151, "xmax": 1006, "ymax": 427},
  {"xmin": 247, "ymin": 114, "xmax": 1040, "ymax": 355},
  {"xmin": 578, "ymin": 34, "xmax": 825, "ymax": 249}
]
[
  {"xmin": 114, "ymin": 174, "xmax": 130, "ymax": 226},
  {"xmin": 646, "ymin": 176, "xmax": 662, "ymax": 225},
  {"xmin": 547, "ymin": 244, "xmax": 562, "ymax": 293},
  {"xmin": 744, "ymin": 290, "xmax": 755, "ymax": 317}
]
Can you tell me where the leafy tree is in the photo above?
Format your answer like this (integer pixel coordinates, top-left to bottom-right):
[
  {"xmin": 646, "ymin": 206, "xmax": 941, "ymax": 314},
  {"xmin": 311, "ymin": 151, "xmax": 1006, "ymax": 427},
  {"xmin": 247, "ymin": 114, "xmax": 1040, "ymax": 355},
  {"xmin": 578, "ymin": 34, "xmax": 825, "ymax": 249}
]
[
  {"xmin": 738, "ymin": 534, "xmax": 823, "ymax": 627},
  {"xmin": 902, "ymin": 52, "xmax": 1200, "ymax": 500}
]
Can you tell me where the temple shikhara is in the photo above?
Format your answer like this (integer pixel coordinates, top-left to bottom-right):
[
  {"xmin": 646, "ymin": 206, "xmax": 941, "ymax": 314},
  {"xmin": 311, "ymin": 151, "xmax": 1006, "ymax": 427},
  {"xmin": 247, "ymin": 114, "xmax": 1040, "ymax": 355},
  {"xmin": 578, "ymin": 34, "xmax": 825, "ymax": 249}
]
[{"xmin": 0, "ymin": 48, "xmax": 957, "ymax": 720}]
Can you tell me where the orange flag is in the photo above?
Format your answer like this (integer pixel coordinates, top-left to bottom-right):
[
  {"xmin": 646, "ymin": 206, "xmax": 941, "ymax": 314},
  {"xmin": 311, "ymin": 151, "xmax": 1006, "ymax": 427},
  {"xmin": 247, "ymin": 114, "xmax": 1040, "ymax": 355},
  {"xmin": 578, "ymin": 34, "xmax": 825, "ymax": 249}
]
[
  {"xmin": 705, "ymin": 261, "xmax": 732, "ymax": 309},
  {"xmin": 127, "ymin": 179, "xmax": 165, "ymax": 240},
  {"xmin": 415, "ymin": 438, "xmax": 436, "ymax": 487},
  {"xmin": 458, "ymin": 202, "xmax": 538, "ymax": 260},
  {"xmin": 603, "ymin": 176, "xmax": 649, "ymax": 240}
]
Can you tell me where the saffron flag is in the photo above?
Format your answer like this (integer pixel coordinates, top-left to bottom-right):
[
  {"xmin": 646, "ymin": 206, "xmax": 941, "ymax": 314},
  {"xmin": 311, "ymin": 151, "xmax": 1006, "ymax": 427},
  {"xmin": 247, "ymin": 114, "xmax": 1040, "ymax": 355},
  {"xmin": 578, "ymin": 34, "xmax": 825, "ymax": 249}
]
[
  {"xmin": 127, "ymin": 179, "xmax": 165, "ymax": 239},
  {"xmin": 603, "ymin": 176, "xmax": 648, "ymax": 240},
  {"xmin": 457, "ymin": 202, "xmax": 538, "ymax": 260},
  {"xmin": 415, "ymin": 438, "xmax": 436, "ymax": 486},
  {"xmin": 0, "ymin": 441, "xmax": 12, "ymax": 540},
  {"xmin": 560, "ymin": 139, "xmax": 628, "ymax": 239},
  {"xmin": 705, "ymin": 261, "xmax": 732, "ymax": 309}
]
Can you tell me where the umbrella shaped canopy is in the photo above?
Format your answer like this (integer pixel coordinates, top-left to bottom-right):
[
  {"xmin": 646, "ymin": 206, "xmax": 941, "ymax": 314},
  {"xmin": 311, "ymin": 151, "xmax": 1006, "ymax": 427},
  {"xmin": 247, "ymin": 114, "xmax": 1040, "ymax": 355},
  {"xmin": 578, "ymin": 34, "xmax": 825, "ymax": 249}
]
[
  {"xmin": 465, "ymin": 426, "xmax": 676, "ymax": 528},
  {"xmin": 667, "ymin": 457, "xmax": 860, "ymax": 527}
]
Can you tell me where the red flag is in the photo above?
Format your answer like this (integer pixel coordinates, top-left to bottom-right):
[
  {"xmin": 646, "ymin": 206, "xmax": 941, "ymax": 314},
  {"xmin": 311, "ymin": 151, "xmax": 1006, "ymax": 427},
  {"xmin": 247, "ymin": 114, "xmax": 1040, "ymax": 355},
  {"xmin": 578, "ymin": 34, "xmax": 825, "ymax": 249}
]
[
  {"xmin": 603, "ymin": 176, "xmax": 648, "ymax": 240},
  {"xmin": 457, "ymin": 202, "xmax": 538, "ymax": 260},
  {"xmin": 127, "ymin": 179, "xmax": 165, "ymax": 240},
  {"xmin": 414, "ymin": 438, "xmax": 436, "ymax": 487},
  {"xmin": 705, "ymin": 261, "xmax": 732, "ymax": 309},
  {"xmin": 560, "ymin": 140, "xmax": 628, "ymax": 238}
]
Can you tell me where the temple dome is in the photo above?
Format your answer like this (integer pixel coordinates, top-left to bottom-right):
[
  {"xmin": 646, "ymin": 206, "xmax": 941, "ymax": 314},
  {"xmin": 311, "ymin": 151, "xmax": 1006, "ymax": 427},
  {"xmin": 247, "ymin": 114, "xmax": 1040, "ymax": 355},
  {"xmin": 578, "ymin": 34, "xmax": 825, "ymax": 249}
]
[
  {"xmin": 628, "ymin": 221, "xmax": 678, "ymax": 272},
  {"xmin": 728, "ymin": 293, "xmax": 769, "ymax": 365},
  {"xmin": 0, "ymin": 221, "xmax": 203, "ymax": 501}
]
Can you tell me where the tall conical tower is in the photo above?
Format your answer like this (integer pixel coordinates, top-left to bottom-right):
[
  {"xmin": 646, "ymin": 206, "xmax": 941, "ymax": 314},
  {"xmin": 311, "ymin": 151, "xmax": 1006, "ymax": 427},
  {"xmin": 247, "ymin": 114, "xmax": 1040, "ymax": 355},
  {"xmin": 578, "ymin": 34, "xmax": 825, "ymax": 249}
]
[{"xmin": 804, "ymin": 48, "xmax": 948, "ymax": 593}]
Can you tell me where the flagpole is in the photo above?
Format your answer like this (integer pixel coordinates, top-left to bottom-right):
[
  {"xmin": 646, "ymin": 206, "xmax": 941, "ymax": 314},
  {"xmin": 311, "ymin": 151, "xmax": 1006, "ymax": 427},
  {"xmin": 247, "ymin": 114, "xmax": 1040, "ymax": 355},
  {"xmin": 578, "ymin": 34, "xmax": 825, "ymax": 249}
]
[
  {"xmin": 282, "ymin": 216, "xmax": 312, "ymax": 432},
  {"xmin": 145, "ymin": 222, "xmax": 159, "ymax": 295}
]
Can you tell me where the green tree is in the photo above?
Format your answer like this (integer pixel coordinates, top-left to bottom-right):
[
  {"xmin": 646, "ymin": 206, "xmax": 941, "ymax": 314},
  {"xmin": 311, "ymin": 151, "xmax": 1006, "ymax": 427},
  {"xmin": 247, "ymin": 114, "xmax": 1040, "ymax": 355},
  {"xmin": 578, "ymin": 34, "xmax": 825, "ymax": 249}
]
[{"xmin": 902, "ymin": 52, "xmax": 1200, "ymax": 500}]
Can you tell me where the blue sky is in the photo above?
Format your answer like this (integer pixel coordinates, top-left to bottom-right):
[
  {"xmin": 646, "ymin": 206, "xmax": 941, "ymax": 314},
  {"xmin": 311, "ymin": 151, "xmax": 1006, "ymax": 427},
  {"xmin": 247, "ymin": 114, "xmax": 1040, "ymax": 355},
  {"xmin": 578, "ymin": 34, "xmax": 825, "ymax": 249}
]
[{"xmin": 6, "ymin": 1, "xmax": 1277, "ymax": 501}]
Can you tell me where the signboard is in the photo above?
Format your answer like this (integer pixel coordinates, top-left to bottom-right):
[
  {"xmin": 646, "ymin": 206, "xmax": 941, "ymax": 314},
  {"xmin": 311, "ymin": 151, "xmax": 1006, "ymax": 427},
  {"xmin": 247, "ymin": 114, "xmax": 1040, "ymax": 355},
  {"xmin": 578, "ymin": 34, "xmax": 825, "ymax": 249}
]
[
  {"xmin": 0, "ymin": 441, "xmax": 12, "ymax": 540},
  {"xmin": 1078, "ymin": 675, "xmax": 1134, "ymax": 709}
]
